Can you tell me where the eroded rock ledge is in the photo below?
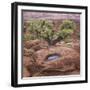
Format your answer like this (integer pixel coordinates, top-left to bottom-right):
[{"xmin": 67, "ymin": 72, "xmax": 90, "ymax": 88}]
[{"xmin": 23, "ymin": 40, "xmax": 80, "ymax": 77}]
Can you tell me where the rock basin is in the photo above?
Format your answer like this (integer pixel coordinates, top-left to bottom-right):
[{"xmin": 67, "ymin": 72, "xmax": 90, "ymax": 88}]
[{"xmin": 46, "ymin": 54, "xmax": 60, "ymax": 61}]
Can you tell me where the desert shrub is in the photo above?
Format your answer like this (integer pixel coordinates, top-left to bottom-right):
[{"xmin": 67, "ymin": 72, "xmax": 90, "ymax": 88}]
[
  {"xmin": 60, "ymin": 19, "xmax": 76, "ymax": 30},
  {"xmin": 56, "ymin": 20, "xmax": 76, "ymax": 42},
  {"xmin": 29, "ymin": 20, "xmax": 42, "ymax": 39},
  {"xmin": 29, "ymin": 20, "xmax": 54, "ymax": 45},
  {"xmin": 40, "ymin": 22, "xmax": 54, "ymax": 45},
  {"xmin": 24, "ymin": 19, "xmax": 76, "ymax": 45},
  {"xmin": 56, "ymin": 29, "xmax": 73, "ymax": 40},
  {"xmin": 23, "ymin": 34, "xmax": 36, "ymax": 41},
  {"xmin": 23, "ymin": 34, "xmax": 31, "ymax": 41}
]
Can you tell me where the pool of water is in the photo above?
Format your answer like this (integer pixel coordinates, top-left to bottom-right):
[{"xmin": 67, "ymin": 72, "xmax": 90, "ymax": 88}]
[{"xmin": 47, "ymin": 54, "xmax": 60, "ymax": 61}]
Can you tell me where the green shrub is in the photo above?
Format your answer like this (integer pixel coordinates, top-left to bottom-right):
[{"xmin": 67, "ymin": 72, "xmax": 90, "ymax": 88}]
[
  {"xmin": 57, "ymin": 29, "xmax": 73, "ymax": 40},
  {"xmin": 24, "ymin": 19, "xmax": 76, "ymax": 45},
  {"xmin": 28, "ymin": 20, "xmax": 54, "ymax": 45},
  {"xmin": 56, "ymin": 20, "xmax": 76, "ymax": 42},
  {"xmin": 60, "ymin": 19, "xmax": 76, "ymax": 30},
  {"xmin": 23, "ymin": 34, "xmax": 36, "ymax": 41}
]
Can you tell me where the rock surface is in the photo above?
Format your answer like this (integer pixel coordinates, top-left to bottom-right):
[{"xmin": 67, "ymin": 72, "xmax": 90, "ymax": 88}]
[
  {"xmin": 23, "ymin": 39, "xmax": 80, "ymax": 77},
  {"xmin": 34, "ymin": 46, "xmax": 80, "ymax": 69},
  {"xmin": 23, "ymin": 67, "xmax": 31, "ymax": 77}
]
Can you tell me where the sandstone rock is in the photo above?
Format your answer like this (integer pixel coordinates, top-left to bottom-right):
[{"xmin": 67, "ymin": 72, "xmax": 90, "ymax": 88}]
[
  {"xmin": 32, "ymin": 46, "xmax": 80, "ymax": 76},
  {"xmin": 24, "ymin": 39, "xmax": 49, "ymax": 51},
  {"xmin": 66, "ymin": 40, "xmax": 80, "ymax": 52},
  {"xmin": 23, "ymin": 48, "xmax": 35, "ymax": 56},
  {"xmin": 23, "ymin": 45, "xmax": 80, "ymax": 77},
  {"xmin": 72, "ymin": 42, "xmax": 80, "ymax": 52},
  {"xmin": 24, "ymin": 39, "xmax": 41, "ymax": 49},
  {"xmin": 23, "ymin": 56, "xmax": 33, "ymax": 67},
  {"xmin": 23, "ymin": 67, "xmax": 31, "ymax": 77}
]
